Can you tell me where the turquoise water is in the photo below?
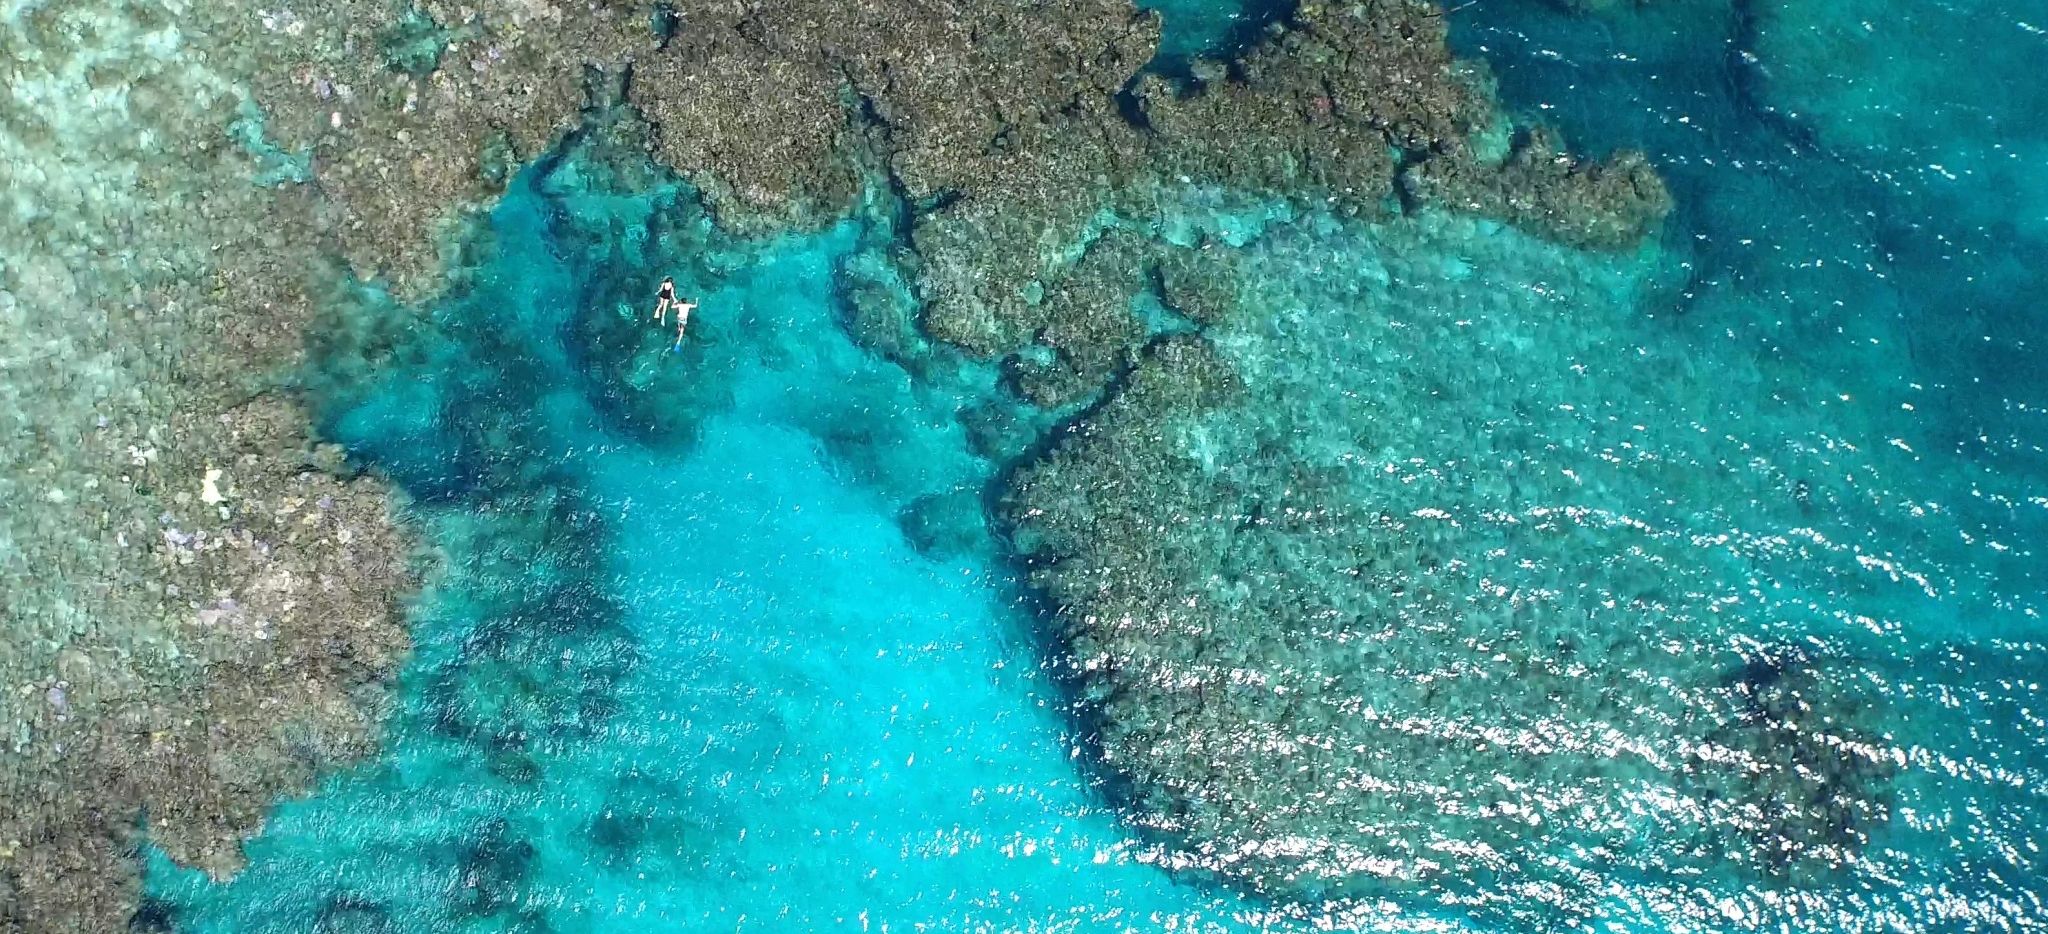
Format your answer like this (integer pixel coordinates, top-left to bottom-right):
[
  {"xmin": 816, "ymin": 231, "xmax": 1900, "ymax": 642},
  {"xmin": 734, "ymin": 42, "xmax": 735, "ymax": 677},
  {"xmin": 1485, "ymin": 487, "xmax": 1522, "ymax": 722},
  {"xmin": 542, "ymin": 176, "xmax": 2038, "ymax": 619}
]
[
  {"xmin": 1444, "ymin": 0, "xmax": 2048, "ymax": 444},
  {"xmin": 142, "ymin": 2, "xmax": 2048, "ymax": 931},
  {"xmin": 146, "ymin": 128, "xmax": 1277, "ymax": 931},
  {"xmin": 1139, "ymin": 0, "xmax": 1290, "ymax": 74}
]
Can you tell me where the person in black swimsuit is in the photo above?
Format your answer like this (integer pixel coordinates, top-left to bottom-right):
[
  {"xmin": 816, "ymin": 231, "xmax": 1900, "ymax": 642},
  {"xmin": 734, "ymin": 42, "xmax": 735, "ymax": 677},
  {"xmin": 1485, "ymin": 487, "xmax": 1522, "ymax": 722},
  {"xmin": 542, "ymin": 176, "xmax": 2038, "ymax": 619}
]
[
  {"xmin": 653, "ymin": 276, "xmax": 697, "ymax": 346},
  {"xmin": 653, "ymin": 277, "xmax": 679, "ymax": 324}
]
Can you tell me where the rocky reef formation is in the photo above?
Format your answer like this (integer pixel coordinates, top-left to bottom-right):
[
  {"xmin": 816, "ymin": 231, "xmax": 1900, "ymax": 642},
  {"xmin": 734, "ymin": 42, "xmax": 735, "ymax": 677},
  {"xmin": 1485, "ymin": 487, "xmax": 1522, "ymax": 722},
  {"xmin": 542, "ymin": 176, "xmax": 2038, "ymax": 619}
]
[
  {"xmin": 623, "ymin": 0, "xmax": 1670, "ymax": 379},
  {"xmin": 2, "ymin": 0, "xmax": 734, "ymax": 921},
  {"xmin": 0, "ymin": 15, "xmax": 710, "ymax": 921},
  {"xmin": 1004, "ymin": 212, "xmax": 1897, "ymax": 917},
  {"xmin": 1400, "ymin": 125, "xmax": 1670, "ymax": 250},
  {"xmin": 0, "ymin": 5, "xmax": 430, "ymax": 928},
  {"xmin": 209, "ymin": 0, "xmax": 654, "ymax": 294},
  {"xmin": 0, "ymin": 399, "xmax": 412, "ymax": 931}
]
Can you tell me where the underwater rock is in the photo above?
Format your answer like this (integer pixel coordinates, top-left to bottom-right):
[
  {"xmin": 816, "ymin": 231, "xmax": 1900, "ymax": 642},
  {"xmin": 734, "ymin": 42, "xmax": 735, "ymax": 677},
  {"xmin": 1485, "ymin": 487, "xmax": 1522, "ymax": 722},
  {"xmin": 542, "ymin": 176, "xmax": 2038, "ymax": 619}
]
[
  {"xmin": 958, "ymin": 399, "xmax": 1053, "ymax": 464},
  {"xmin": 0, "ymin": 1, "xmax": 677, "ymax": 913},
  {"xmin": 1135, "ymin": 0, "xmax": 1494, "ymax": 212},
  {"xmin": 1401, "ymin": 126, "xmax": 1672, "ymax": 250},
  {"xmin": 247, "ymin": 0, "xmax": 1672, "ymax": 388},
  {"xmin": 377, "ymin": 6, "xmax": 463, "ymax": 80},
  {"xmin": 585, "ymin": 768, "xmax": 735, "ymax": 880},
  {"xmin": 901, "ymin": 135, "xmax": 1233, "ymax": 378},
  {"xmin": 907, "ymin": 113, "xmax": 1147, "ymax": 359},
  {"xmin": 125, "ymin": 897, "xmax": 176, "ymax": 934},
  {"xmin": 898, "ymin": 489, "xmax": 989, "ymax": 560},
  {"xmin": 836, "ymin": 0, "xmax": 1160, "ymax": 206},
  {"xmin": 0, "ymin": 10, "xmax": 672, "ymax": 920},
  {"xmin": 1004, "ymin": 229, "xmax": 1153, "ymax": 408},
  {"xmin": 230, "ymin": 0, "xmax": 653, "ymax": 295},
  {"xmin": 628, "ymin": 0, "xmax": 1158, "ymax": 236},
  {"xmin": 632, "ymin": 23, "xmax": 862, "ymax": 234},
  {"xmin": 890, "ymin": 0, "xmax": 1660, "ymax": 366},
  {"xmin": 835, "ymin": 239, "xmax": 944, "ymax": 378},
  {"xmin": 311, "ymin": 893, "xmax": 395, "ymax": 934},
  {"xmin": 134, "ymin": 397, "xmax": 414, "ymax": 855},
  {"xmin": 0, "ymin": 393, "xmax": 413, "ymax": 931},
  {"xmin": 1542, "ymin": 0, "xmax": 1658, "ymax": 12},
  {"xmin": 1134, "ymin": 69, "xmax": 1398, "ymax": 219},
  {"xmin": 1151, "ymin": 239, "xmax": 1242, "ymax": 326},
  {"xmin": 451, "ymin": 817, "xmax": 539, "ymax": 921},
  {"xmin": 1005, "ymin": 211, "xmax": 1896, "ymax": 915},
  {"xmin": 633, "ymin": 0, "xmax": 1167, "ymax": 355},
  {"xmin": 1695, "ymin": 644, "xmax": 1896, "ymax": 880}
]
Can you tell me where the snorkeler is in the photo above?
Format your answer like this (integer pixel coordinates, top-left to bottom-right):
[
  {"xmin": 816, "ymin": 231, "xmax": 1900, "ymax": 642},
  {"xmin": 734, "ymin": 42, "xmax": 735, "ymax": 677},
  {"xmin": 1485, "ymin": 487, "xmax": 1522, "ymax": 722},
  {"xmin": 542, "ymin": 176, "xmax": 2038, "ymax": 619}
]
[
  {"xmin": 654, "ymin": 276, "xmax": 698, "ymax": 349},
  {"xmin": 670, "ymin": 297, "xmax": 697, "ymax": 347},
  {"xmin": 653, "ymin": 277, "xmax": 679, "ymax": 324}
]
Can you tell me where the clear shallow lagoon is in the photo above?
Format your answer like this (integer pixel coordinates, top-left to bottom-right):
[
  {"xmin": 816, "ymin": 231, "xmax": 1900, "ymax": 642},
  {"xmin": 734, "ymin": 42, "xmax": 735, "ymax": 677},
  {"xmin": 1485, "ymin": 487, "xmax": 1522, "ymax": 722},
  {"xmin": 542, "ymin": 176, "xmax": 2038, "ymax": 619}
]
[
  {"xmin": 143, "ymin": 0, "xmax": 2048, "ymax": 930},
  {"xmin": 146, "ymin": 137, "xmax": 1289, "ymax": 932}
]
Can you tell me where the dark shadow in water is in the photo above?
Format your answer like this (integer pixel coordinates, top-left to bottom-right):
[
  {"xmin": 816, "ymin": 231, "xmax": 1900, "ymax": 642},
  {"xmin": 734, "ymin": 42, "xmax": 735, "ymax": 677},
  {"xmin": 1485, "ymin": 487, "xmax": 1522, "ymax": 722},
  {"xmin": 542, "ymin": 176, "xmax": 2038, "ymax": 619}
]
[
  {"xmin": 127, "ymin": 898, "xmax": 177, "ymax": 934},
  {"xmin": 310, "ymin": 893, "xmax": 395, "ymax": 934}
]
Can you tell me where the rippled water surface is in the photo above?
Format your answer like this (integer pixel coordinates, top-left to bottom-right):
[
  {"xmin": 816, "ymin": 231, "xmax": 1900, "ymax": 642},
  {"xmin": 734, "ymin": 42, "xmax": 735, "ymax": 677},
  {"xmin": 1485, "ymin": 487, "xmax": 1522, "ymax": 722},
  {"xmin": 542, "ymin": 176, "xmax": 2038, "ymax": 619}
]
[{"xmin": 143, "ymin": 0, "xmax": 2047, "ymax": 930}]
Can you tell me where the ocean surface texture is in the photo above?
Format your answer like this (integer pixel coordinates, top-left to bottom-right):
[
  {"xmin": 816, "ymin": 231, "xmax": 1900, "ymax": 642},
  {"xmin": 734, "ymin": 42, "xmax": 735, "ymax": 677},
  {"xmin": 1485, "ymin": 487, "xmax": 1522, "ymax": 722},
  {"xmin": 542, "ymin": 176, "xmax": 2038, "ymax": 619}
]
[{"xmin": 2, "ymin": 0, "xmax": 2042, "ymax": 930}]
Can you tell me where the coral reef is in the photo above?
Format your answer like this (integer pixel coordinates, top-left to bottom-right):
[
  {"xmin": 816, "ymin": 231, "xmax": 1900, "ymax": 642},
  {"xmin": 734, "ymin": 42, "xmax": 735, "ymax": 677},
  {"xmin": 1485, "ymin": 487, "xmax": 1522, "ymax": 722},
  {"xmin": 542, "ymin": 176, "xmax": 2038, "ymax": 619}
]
[
  {"xmin": 1005, "ymin": 211, "xmax": 1898, "ymax": 915},
  {"xmin": 0, "ymin": 17, "xmax": 683, "ymax": 920},
  {"xmin": 0, "ymin": 0, "xmax": 685, "ymax": 926},
  {"xmin": 632, "ymin": 24, "xmax": 862, "ymax": 234},
  {"xmin": 1700, "ymin": 644, "xmax": 1894, "ymax": 882},
  {"xmin": 622, "ymin": 0, "xmax": 1668, "ymax": 380},
  {"xmin": 213, "ymin": 0, "xmax": 653, "ymax": 294},
  {"xmin": 1002, "ymin": 229, "xmax": 1154, "ymax": 408},
  {"xmin": 0, "ymin": 5, "xmax": 427, "ymax": 928},
  {"xmin": 0, "ymin": 395, "xmax": 413, "ymax": 932},
  {"xmin": 1401, "ymin": 125, "xmax": 1671, "ymax": 250}
]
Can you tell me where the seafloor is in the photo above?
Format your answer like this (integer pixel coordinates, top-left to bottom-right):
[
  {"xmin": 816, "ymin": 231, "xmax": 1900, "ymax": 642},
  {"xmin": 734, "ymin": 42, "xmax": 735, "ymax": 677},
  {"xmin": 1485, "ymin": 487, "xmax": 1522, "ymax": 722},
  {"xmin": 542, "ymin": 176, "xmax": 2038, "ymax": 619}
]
[{"xmin": 1, "ymin": 0, "xmax": 2043, "ymax": 931}]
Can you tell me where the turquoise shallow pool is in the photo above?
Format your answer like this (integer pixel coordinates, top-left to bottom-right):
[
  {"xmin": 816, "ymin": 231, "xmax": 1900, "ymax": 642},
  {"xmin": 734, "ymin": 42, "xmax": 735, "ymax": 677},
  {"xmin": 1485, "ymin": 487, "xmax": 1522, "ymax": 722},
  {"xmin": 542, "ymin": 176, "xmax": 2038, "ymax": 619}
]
[
  {"xmin": 144, "ymin": 125, "xmax": 1289, "ymax": 932},
  {"xmin": 143, "ymin": 1, "xmax": 2047, "ymax": 930},
  {"xmin": 138, "ymin": 151, "xmax": 1156, "ymax": 932}
]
